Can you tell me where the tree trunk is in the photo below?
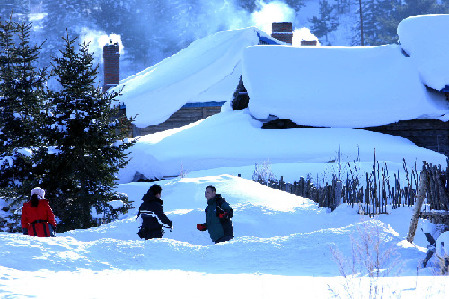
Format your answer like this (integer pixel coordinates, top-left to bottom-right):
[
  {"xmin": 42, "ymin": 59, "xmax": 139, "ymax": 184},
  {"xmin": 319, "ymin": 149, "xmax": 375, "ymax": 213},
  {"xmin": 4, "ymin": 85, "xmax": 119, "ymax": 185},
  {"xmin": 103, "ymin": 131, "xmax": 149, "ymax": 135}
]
[{"xmin": 358, "ymin": 0, "xmax": 364, "ymax": 46}]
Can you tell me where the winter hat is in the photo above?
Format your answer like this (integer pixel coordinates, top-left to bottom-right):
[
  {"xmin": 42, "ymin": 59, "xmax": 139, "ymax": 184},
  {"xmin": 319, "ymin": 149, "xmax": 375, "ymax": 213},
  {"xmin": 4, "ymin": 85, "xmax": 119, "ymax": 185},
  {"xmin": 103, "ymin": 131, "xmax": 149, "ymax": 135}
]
[{"xmin": 31, "ymin": 187, "xmax": 46, "ymax": 199}]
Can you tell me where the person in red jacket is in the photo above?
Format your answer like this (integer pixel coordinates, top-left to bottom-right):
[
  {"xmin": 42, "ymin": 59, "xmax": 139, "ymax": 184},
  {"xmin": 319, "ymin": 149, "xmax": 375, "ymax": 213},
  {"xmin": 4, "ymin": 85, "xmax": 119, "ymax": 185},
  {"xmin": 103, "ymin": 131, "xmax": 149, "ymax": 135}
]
[{"xmin": 21, "ymin": 187, "xmax": 57, "ymax": 237}]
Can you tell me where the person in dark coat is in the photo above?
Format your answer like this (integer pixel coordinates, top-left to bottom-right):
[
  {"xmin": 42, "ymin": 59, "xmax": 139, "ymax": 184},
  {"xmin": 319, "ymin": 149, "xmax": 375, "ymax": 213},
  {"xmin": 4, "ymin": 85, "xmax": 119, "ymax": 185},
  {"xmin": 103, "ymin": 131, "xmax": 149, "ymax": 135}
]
[
  {"xmin": 21, "ymin": 187, "xmax": 57, "ymax": 237},
  {"xmin": 197, "ymin": 185, "xmax": 233, "ymax": 244},
  {"xmin": 137, "ymin": 184, "xmax": 172, "ymax": 239}
]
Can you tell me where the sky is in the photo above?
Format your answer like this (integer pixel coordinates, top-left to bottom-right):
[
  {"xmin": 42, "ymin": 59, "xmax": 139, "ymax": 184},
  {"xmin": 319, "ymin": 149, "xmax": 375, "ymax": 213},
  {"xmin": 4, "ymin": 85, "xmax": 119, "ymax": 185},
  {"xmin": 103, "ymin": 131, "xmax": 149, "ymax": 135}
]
[{"xmin": 1, "ymin": 13, "xmax": 449, "ymax": 299}]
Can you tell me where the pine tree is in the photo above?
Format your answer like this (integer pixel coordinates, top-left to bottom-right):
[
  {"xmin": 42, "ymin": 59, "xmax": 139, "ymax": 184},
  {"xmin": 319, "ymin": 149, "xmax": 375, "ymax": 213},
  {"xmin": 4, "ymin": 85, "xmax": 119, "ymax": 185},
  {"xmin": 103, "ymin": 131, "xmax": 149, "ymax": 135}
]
[
  {"xmin": 283, "ymin": 0, "xmax": 306, "ymax": 12},
  {"xmin": 335, "ymin": 0, "xmax": 352, "ymax": 14},
  {"xmin": 352, "ymin": 0, "xmax": 381, "ymax": 46},
  {"xmin": 0, "ymin": 17, "xmax": 48, "ymax": 204},
  {"xmin": 309, "ymin": 0, "xmax": 339, "ymax": 44},
  {"xmin": 43, "ymin": 33, "xmax": 134, "ymax": 230},
  {"xmin": 372, "ymin": 0, "xmax": 449, "ymax": 46},
  {"xmin": 373, "ymin": 0, "xmax": 402, "ymax": 45}
]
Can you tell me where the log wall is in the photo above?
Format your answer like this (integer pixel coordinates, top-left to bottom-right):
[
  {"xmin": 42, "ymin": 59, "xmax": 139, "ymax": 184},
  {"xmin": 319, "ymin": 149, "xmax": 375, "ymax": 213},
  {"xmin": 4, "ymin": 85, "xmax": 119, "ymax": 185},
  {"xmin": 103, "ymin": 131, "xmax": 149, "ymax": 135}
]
[
  {"xmin": 364, "ymin": 119, "xmax": 449, "ymax": 157},
  {"xmin": 133, "ymin": 104, "xmax": 223, "ymax": 136}
]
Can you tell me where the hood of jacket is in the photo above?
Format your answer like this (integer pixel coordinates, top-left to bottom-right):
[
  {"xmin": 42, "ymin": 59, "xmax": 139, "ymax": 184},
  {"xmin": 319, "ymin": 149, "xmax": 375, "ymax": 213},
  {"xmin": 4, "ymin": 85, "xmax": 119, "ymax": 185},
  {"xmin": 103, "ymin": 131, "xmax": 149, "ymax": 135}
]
[{"xmin": 142, "ymin": 193, "xmax": 163, "ymax": 205}]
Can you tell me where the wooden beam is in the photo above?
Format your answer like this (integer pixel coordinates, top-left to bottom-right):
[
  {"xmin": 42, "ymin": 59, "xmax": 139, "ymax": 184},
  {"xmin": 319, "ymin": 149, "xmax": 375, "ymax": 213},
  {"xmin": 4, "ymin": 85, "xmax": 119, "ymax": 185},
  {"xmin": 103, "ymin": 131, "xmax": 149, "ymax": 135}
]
[{"xmin": 407, "ymin": 167, "xmax": 427, "ymax": 243}]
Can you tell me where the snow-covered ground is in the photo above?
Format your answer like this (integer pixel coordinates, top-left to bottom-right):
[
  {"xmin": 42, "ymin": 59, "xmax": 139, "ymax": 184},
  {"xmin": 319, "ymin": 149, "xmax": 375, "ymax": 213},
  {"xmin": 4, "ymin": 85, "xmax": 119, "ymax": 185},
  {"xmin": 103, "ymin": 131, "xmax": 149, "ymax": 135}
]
[
  {"xmin": 1, "ymin": 177, "xmax": 449, "ymax": 297},
  {"xmin": 1, "ymin": 111, "xmax": 449, "ymax": 298},
  {"xmin": 118, "ymin": 108, "xmax": 447, "ymax": 182}
]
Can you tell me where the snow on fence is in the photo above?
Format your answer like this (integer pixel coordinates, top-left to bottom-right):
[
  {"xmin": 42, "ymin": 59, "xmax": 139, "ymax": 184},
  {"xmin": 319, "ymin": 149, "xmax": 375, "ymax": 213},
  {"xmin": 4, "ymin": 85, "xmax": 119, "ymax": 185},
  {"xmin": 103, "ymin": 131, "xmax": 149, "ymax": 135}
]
[{"xmin": 253, "ymin": 159, "xmax": 449, "ymax": 218}]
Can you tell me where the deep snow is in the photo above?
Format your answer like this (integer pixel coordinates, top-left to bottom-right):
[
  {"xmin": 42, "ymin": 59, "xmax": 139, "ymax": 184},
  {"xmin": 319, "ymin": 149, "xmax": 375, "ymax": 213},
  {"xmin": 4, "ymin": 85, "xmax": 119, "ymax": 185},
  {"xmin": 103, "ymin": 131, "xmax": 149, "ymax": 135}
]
[
  {"xmin": 117, "ymin": 108, "xmax": 447, "ymax": 182},
  {"xmin": 1, "ymin": 171, "xmax": 449, "ymax": 298},
  {"xmin": 398, "ymin": 14, "xmax": 449, "ymax": 91},
  {"xmin": 243, "ymin": 45, "xmax": 448, "ymax": 127},
  {"xmin": 2, "ymin": 109, "xmax": 449, "ymax": 297}
]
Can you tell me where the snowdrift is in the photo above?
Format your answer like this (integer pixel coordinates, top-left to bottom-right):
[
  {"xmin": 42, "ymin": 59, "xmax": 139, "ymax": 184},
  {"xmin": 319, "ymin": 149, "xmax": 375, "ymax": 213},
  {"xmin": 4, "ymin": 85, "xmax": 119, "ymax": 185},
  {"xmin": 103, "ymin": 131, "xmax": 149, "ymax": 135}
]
[
  {"xmin": 243, "ymin": 44, "xmax": 447, "ymax": 128},
  {"xmin": 398, "ymin": 14, "xmax": 449, "ymax": 91}
]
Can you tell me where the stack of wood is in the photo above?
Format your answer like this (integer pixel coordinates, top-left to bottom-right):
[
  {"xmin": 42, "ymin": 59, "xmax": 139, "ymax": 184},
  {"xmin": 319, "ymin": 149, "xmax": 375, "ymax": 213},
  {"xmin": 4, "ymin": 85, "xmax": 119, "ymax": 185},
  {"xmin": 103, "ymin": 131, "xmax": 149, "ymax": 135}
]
[
  {"xmin": 407, "ymin": 162, "xmax": 449, "ymax": 242},
  {"xmin": 419, "ymin": 163, "xmax": 449, "ymax": 224}
]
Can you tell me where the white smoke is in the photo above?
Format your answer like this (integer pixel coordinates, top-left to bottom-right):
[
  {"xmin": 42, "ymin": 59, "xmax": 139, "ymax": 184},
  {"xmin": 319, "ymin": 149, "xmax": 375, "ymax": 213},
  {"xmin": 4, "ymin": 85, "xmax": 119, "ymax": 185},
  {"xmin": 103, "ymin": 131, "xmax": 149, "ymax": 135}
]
[
  {"xmin": 76, "ymin": 0, "xmax": 317, "ymax": 79},
  {"xmin": 251, "ymin": 0, "xmax": 296, "ymax": 34},
  {"xmin": 292, "ymin": 28, "xmax": 320, "ymax": 47},
  {"xmin": 80, "ymin": 28, "xmax": 125, "ymax": 63},
  {"xmin": 195, "ymin": 0, "xmax": 251, "ymax": 33}
]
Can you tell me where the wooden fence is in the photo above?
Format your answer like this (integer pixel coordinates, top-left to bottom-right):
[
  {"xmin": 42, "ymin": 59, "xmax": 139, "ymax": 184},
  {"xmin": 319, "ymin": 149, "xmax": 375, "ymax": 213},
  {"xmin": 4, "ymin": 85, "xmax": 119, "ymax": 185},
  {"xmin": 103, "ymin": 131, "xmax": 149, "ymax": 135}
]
[
  {"xmin": 407, "ymin": 162, "xmax": 449, "ymax": 242},
  {"xmin": 254, "ymin": 160, "xmax": 449, "ymax": 218}
]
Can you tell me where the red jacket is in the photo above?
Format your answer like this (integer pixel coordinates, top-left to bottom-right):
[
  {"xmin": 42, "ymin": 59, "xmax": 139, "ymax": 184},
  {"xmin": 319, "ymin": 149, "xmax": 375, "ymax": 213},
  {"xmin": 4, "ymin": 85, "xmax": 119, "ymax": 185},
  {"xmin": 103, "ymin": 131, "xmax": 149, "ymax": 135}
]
[{"xmin": 21, "ymin": 199, "xmax": 57, "ymax": 237}]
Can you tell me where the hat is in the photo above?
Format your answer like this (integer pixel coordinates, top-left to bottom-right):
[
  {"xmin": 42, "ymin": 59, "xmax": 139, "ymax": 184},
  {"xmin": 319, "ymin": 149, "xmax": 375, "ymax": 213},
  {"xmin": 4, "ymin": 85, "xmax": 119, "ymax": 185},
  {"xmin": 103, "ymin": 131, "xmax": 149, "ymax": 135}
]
[{"xmin": 31, "ymin": 187, "xmax": 46, "ymax": 199}]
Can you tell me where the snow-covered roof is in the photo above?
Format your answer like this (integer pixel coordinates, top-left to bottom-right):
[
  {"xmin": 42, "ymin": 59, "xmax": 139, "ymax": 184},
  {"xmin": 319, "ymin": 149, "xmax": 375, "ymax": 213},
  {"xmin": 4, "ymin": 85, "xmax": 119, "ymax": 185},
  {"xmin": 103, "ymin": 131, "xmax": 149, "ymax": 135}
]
[
  {"xmin": 116, "ymin": 15, "xmax": 449, "ymax": 129},
  {"xmin": 243, "ymin": 44, "xmax": 448, "ymax": 128},
  {"xmin": 398, "ymin": 14, "xmax": 449, "ymax": 91},
  {"xmin": 115, "ymin": 27, "xmax": 275, "ymax": 128}
]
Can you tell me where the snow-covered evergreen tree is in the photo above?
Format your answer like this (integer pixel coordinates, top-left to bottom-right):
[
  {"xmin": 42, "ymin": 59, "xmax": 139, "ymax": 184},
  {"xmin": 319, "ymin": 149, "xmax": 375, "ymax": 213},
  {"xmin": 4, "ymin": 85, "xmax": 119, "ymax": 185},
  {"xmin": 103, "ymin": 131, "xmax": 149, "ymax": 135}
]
[
  {"xmin": 42, "ymin": 33, "xmax": 134, "ymax": 231},
  {"xmin": 0, "ymin": 17, "xmax": 48, "ymax": 204}
]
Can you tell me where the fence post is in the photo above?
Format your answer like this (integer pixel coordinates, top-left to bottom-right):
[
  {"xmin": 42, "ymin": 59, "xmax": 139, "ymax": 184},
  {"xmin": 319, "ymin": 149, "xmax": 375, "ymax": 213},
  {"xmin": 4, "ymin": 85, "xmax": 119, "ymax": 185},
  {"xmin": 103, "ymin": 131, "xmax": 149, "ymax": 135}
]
[
  {"xmin": 286, "ymin": 183, "xmax": 292, "ymax": 194},
  {"xmin": 299, "ymin": 177, "xmax": 305, "ymax": 196},
  {"xmin": 407, "ymin": 166, "xmax": 428, "ymax": 243},
  {"xmin": 333, "ymin": 180, "xmax": 342, "ymax": 210}
]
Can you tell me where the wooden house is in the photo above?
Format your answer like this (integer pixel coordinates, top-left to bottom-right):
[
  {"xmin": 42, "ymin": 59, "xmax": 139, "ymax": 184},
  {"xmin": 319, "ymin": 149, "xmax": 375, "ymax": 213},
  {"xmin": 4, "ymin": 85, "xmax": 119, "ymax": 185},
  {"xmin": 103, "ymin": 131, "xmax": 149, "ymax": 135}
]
[
  {"xmin": 104, "ymin": 27, "xmax": 283, "ymax": 137},
  {"xmin": 130, "ymin": 101, "xmax": 225, "ymax": 135},
  {"xmin": 239, "ymin": 43, "xmax": 449, "ymax": 157}
]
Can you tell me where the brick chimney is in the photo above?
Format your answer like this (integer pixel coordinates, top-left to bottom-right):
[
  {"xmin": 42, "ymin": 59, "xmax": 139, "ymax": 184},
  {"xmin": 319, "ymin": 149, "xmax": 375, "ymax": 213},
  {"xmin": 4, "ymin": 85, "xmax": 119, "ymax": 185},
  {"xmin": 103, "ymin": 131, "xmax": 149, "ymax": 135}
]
[
  {"xmin": 271, "ymin": 22, "xmax": 293, "ymax": 45},
  {"xmin": 301, "ymin": 40, "xmax": 317, "ymax": 46},
  {"xmin": 103, "ymin": 41, "xmax": 120, "ymax": 92}
]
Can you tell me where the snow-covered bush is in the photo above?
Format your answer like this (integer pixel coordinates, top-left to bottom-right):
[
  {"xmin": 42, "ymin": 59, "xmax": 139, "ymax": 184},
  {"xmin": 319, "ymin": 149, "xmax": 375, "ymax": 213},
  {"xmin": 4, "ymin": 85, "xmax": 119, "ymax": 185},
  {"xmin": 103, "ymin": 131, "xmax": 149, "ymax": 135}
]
[
  {"xmin": 252, "ymin": 160, "xmax": 277, "ymax": 185},
  {"xmin": 91, "ymin": 193, "xmax": 134, "ymax": 225},
  {"xmin": 329, "ymin": 220, "xmax": 402, "ymax": 298}
]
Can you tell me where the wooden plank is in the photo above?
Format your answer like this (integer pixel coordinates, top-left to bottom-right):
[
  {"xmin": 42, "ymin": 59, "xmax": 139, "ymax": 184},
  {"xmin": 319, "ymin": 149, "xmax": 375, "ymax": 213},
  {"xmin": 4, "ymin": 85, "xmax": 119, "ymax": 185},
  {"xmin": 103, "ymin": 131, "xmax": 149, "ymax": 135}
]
[
  {"xmin": 420, "ymin": 211, "xmax": 449, "ymax": 217},
  {"xmin": 407, "ymin": 168, "xmax": 427, "ymax": 243}
]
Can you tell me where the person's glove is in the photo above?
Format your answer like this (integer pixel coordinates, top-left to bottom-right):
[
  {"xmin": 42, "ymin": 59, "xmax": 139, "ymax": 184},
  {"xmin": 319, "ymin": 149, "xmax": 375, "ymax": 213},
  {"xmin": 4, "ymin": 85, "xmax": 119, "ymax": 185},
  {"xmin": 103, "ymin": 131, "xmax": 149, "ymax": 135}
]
[
  {"xmin": 197, "ymin": 224, "xmax": 207, "ymax": 231},
  {"xmin": 22, "ymin": 228, "xmax": 28, "ymax": 235},
  {"xmin": 218, "ymin": 211, "xmax": 229, "ymax": 219}
]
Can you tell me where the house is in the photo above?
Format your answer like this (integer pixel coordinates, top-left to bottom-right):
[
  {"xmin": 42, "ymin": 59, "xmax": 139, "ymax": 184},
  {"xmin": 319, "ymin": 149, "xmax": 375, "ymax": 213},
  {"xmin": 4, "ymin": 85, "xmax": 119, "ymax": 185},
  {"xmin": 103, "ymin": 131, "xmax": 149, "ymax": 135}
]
[
  {"xmin": 106, "ymin": 15, "xmax": 449, "ymax": 156},
  {"xmin": 105, "ymin": 27, "xmax": 283, "ymax": 136},
  {"xmin": 104, "ymin": 22, "xmax": 322, "ymax": 136},
  {"xmin": 239, "ymin": 15, "xmax": 449, "ymax": 156}
]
